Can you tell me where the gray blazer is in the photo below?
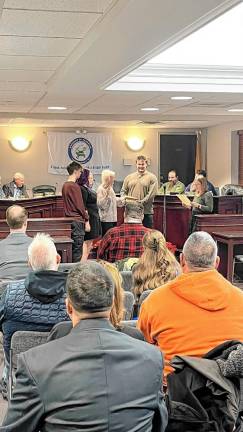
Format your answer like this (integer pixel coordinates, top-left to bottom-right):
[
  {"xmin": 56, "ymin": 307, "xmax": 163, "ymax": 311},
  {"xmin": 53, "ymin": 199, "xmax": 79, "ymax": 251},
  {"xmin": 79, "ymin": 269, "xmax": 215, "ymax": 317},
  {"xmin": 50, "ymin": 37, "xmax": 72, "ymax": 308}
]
[
  {"xmin": 0, "ymin": 232, "xmax": 32, "ymax": 281},
  {"xmin": 2, "ymin": 318, "xmax": 168, "ymax": 432},
  {"xmin": 3, "ymin": 181, "xmax": 29, "ymax": 198}
]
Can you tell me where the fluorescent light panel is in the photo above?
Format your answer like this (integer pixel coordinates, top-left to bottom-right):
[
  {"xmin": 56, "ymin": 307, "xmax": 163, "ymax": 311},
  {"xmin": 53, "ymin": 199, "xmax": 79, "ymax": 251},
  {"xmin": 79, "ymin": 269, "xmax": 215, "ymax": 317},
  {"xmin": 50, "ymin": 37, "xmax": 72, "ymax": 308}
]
[
  {"xmin": 48, "ymin": 106, "xmax": 67, "ymax": 110},
  {"xmin": 106, "ymin": 3, "xmax": 243, "ymax": 93}
]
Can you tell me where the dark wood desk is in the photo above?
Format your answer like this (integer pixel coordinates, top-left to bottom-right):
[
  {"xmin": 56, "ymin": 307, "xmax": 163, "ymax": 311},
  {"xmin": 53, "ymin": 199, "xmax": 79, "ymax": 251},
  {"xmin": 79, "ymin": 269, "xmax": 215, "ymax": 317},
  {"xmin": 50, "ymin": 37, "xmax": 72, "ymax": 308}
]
[
  {"xmin": 212, "ymin": 231, "xmax": 243, "ymax": 281},
  {"xmin": 153, "ymin": 195, "xmax": 191, "ymax": 249},
  {"xmin": 195, "ymin": 214, "xmax": 243, "ymax": 235},
  {"xmin": 0, "ymin": 218, "xmax": 74, "ymax": 239},
  {"xmin": 0, "ymin": 218, "xmax": 77, "ymax": 262},
  {"xmin": 53, "ymin": 237, "xmax": 73, "ymax": 263},
  {"xmin": 213, "ymin": 195, "xmax": 243, "ymax": 214},
  {"xmin": 1, "ymin": 194, "xmax": 242, "ymax": 254},
  {"xmin": 0, "ymin": 195, "xmax": 64, "ymax": 218},
  {"xmin": 118, "ymin": 195, "xmax": 243, "ymax": 250}
]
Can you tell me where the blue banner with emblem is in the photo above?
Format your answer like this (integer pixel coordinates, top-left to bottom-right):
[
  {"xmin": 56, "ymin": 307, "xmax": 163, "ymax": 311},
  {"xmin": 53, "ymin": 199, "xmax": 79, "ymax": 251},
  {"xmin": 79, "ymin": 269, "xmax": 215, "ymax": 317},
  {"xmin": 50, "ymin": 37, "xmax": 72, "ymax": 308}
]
[{"xmin": 47, "ymin": 132, "xmax": 112, "ymax": 174}]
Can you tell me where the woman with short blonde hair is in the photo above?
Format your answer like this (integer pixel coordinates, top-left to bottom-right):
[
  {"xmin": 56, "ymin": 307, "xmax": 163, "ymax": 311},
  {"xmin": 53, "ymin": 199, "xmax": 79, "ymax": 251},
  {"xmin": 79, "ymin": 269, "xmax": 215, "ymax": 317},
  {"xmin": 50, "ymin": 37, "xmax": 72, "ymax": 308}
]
[
  {"xmin": 97, "ymin": 169, "xmax": 123, "ymax": 236},
  {"xmin": 132, "ymin": 230, "xmax": 181, "ymax": 301}
]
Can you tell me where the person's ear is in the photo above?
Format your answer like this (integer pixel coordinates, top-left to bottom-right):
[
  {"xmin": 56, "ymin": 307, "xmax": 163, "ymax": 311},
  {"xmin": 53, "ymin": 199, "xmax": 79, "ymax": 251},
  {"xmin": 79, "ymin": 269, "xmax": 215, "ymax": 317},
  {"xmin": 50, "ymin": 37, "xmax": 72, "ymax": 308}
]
[
  {"xmin": 56, "ymin": 254, "xmax": 61, "ymax": 265},
  {"xmin": 179, "ymin": 253, "xmax": 185, "ymax": 268},
  {"xmin": 215, "ymin": 256, "xmax": 220, "ymax": 269},
  {"xmin": 28, "ymin": 259, "xmax": 31, "ymax": 268},
  {"xmin": 66, "ymin": 298, "xmax": 73, "ymax": 318}
]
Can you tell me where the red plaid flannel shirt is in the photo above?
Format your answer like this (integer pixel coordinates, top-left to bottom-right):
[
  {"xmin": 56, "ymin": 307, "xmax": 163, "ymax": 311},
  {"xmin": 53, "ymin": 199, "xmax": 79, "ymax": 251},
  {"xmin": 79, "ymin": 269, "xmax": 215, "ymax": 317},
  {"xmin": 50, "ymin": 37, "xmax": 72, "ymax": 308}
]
[{"xmin": 97, "ymin": 223, "xmax": 150, "ymax": 262}]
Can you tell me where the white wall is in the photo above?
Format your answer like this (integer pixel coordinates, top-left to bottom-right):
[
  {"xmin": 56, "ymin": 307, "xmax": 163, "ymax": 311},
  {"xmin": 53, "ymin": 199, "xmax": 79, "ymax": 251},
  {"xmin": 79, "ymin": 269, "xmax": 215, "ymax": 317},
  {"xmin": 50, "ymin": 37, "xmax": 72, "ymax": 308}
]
[
  {"xmin": 0, "ymin": 126, "xmax": 160, "ymax": 193},
  {"xmin": 207, "ymin": 120, "xmax": 243, "ymax": 187}
]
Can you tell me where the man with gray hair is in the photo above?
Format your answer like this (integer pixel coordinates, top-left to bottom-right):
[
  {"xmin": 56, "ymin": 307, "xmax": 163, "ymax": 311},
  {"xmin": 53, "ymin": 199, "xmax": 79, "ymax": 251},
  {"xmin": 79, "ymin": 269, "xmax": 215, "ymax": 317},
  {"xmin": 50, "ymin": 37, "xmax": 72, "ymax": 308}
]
[
  {"xmin": 0, "ymin": 233, "xmax": 69, "ymax": 396},
  {"xmin": 138, "ymin": 231, "xmax": 243, "ymax": 377},
  {"xmin": 98, "ymin": 200, "xmax": 150, "ymax": 262},
  {"xmin": 0, "ymin": 205, "xmax": 32, "ymax": 282},
  {"xmin": 3, "ymin": 172, "xmax": 29, "ymax": 199},
  {"xmin": 2, "ymin": 261, "xmax": 167, "ymax": 431}
]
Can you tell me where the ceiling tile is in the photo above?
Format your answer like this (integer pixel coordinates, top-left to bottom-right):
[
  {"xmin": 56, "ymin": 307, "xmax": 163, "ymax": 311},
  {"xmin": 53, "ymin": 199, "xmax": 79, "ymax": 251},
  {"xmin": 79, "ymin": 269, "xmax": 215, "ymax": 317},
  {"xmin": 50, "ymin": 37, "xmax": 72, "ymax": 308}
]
[
  {"xmin": 0, "ymin": 9, "xmax": 100, "ymax": 38},
  {"xmin": 0, "ymin": 55, "xmax": 64, "ymax": 70},
  {"xmin": 0, "ymin": 69, "xmax": 53, "ymax": 81},
  {"xmin": 0, "ymin": 36, "xmax": 79, "ymax": 56},
  {"xmin": 4, "ymin": 1, "xmax": 109, "ymax": 13}
]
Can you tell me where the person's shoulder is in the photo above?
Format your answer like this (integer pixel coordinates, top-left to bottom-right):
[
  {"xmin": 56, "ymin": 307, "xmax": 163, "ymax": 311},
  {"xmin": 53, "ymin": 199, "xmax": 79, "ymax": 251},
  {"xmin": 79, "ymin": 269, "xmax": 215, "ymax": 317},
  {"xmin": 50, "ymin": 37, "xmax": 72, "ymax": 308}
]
[
  {"xmin": 118, "ymin": 328, "xmax": 162, "ymax": 362},
  {"xmin": 146, "ymin": 171, "xmax": 157, "ymax": 179},
  {"xmin": 5, "ymin": 278, "xmax": 25, "ymax": 297},
  {"xmin": 125, "ymin": 172, "xmax": 137, "ymax": 180}
]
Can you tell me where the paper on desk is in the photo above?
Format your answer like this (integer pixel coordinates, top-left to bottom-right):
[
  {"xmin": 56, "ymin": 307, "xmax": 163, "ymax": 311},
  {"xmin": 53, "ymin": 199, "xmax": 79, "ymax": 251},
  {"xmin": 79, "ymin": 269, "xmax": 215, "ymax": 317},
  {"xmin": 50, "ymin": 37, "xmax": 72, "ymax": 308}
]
[{"xmin": 177, "ymin": 194, "xmax": 192, "ymax": 207}]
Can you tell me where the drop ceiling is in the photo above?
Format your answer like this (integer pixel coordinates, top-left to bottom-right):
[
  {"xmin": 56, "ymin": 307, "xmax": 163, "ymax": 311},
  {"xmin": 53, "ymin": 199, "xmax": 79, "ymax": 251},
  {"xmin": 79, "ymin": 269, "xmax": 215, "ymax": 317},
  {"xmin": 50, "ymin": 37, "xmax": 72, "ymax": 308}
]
[{"xmin": 0, "ymin": 0, "xmax": 242, "ymax": 128}]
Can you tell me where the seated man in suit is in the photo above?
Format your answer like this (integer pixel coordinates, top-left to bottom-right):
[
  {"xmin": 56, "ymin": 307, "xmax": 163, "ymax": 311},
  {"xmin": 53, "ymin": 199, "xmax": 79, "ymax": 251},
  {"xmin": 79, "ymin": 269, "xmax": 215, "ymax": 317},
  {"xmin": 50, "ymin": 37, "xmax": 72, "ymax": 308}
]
[
  {"xmin": 158, "ymin": 169, "xmax": 185, "ymax": 194},
  {"xmin": 3, "ymin": 172, "xmax": 29, "ymax": 199},
  {"xmin": 1, "ymin": 261, "xmax": 168, "ymax": 432},
  {"xmin": 0, "ymin": 205, "xmax": 32, "ymax": 282}
]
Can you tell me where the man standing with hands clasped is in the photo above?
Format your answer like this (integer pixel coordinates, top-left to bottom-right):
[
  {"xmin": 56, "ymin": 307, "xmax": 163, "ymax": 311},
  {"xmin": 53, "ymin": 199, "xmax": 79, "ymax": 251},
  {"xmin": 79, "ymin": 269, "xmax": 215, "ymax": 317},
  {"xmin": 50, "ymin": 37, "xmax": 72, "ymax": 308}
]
[{"xmin": 120, "ymin": 155, "xmax": 158, "ymax": 228}]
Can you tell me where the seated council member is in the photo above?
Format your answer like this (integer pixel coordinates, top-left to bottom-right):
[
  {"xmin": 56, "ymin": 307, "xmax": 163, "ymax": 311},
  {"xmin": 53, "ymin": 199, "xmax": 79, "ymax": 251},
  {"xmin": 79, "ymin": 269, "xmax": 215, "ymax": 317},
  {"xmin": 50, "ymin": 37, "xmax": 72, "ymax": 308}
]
[
  {"xmin": 158, "ymin": 170, "xmax": 185, "ymax": 194},
  {"xmin": 185, "ymin": 176, "xmax": 214, "ymax": 233},
  {"xmin": 3, "ymin": 172, "xmax": 29, "ymax": 199}
]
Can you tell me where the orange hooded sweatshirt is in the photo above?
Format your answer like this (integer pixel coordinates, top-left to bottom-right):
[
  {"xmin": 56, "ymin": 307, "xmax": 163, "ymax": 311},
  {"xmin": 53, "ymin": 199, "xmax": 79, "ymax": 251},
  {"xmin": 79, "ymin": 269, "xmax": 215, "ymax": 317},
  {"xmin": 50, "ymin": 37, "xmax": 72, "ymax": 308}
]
[{"xmin": 138, "ymin": 269, "xmax": 243, "ymax": 375}]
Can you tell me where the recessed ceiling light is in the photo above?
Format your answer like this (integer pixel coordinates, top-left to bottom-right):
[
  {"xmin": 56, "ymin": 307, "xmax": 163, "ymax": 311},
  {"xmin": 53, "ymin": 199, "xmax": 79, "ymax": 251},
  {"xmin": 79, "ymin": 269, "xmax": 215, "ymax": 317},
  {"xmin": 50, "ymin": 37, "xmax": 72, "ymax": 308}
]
[
  {"xmin": 141, "ymin": 107, "xmax": 159, "ymax": 111},
  {"xmin": 48, "ymin": 106, "xmax": 67, "ymax": 110},
  {"xmin": 171, "ymin": 96, "xmax": 192, "ymax": 100},
  {"xmin": 228, "ymin": 108, "xmax": 243, "ymax": 112}
]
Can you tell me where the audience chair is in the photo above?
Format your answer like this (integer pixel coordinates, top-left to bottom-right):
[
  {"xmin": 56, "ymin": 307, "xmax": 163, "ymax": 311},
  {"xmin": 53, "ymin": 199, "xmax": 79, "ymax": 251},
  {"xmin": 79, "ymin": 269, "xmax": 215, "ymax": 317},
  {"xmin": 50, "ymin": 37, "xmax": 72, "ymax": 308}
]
[
  {"xmin": 124, "ymin": 291, "xmax": 135, "ymax": 320},
  {"xmin": 120, "ymin": 320, "xmax": 138, "ymax": 328},
  {"xmin": 139, "ymin": 290, "xmax": 152, "ymax": 306},
  {"xmin": 32, "ymin": 184, "xmax": 56, "ymax": 197},
  {"xmin": 58, "ymin": 262, "xmax": 79, "ymax": 273},
  {"xmin": 9, "ymin": 331, "xmax": 49, "ymax": 399},
  {"xmin": 232, "ymin": 255, "xmax": 243, "ymax": 283},
  {"xmin": 137, "ymin": 290, "xmax": 152, "ymax": 316},
  {"xmin": 120, "ymin": 271, "xmax": 133, "ymax": 292}
]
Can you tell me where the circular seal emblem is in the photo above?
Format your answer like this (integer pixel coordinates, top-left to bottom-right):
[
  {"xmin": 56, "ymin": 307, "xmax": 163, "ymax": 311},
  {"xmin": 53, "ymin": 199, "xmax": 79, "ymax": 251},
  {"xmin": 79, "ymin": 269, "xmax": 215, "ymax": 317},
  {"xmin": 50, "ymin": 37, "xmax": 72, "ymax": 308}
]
[{"xmin": 68, "ymin": 137, "xmax": 93, "ymax": 164}]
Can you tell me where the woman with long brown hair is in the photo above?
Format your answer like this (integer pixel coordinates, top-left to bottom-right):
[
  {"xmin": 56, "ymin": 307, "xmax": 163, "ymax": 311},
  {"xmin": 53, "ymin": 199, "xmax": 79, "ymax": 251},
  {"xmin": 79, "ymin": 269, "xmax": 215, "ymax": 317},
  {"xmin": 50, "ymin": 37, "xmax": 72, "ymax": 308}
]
[{"xmin": 132, "ymin": 230, "xmax": 181, "ymax": 302}]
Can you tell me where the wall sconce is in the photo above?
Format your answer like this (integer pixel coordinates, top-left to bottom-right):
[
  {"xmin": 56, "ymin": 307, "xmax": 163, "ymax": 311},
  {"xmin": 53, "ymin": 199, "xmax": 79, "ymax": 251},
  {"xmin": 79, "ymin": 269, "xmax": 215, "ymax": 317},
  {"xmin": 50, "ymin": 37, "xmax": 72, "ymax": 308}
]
[
  {"xmin": 126, "ymin": 137, "xmax": 145, "ymax": 152},
  {"xmin": 9, "ymin": 136, "xmax": 31, "ymax": 152}
]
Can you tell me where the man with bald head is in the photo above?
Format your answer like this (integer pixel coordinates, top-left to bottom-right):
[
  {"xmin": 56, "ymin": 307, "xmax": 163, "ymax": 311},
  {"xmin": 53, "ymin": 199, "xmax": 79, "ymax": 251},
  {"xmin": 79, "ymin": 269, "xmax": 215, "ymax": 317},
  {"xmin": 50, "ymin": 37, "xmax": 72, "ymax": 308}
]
[
  {"xmin": 3, "ymin": 172, "xmax": 29, "ymax": 199},
  {"xmin": 0, "ymin": 205, "xmax": 32, "ymax": 281},
  {"xmin": 139, "ymin": 231, "xmax": 243, "ymax": 376}
]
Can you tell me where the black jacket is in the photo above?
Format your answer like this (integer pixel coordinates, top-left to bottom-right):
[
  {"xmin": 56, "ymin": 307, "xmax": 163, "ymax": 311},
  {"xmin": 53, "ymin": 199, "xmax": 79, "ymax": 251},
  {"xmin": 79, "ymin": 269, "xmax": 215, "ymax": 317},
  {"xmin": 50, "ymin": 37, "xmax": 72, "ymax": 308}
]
[
  {"xmin": 166, "ymin": 341, "xmax": 242, "ymax": 432},
  {"xmin": 2, "ymin": 318, "xmax": 168, "ymax": 432},
  {"xmin": 47, "ymin": 320, "xmax": 145, "ymax": 342}
]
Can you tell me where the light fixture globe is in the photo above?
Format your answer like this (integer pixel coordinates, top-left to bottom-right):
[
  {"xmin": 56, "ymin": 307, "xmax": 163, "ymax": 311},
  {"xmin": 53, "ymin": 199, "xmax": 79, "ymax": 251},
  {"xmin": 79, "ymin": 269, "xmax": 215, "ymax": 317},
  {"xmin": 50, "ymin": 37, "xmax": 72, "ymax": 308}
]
[
  {"xmin": 9, "ymin": 137, "xmax": 31, "ymax": 152},
  {"xmin": 126, "ymin": 137, "xmax": 144, "ymax": 152}
]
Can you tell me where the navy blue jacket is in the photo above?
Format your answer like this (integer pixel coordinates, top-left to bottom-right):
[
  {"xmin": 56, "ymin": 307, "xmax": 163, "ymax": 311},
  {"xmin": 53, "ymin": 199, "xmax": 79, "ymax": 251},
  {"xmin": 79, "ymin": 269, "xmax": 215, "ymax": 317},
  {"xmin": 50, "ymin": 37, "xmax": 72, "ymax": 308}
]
[{"xmin": 0, "ymin": 270, "xmax": 70, "ymax": 361}]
